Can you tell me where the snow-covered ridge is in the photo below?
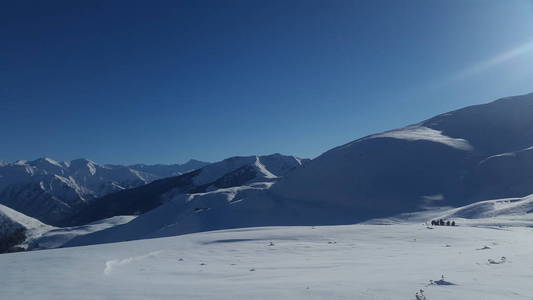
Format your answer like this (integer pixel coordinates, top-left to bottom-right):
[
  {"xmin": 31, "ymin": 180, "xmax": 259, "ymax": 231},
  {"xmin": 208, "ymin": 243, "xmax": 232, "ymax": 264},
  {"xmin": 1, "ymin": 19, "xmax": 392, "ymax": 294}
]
[{"xmin": 192, "ymin": 154, "xmax": 301, "ymax": 186}]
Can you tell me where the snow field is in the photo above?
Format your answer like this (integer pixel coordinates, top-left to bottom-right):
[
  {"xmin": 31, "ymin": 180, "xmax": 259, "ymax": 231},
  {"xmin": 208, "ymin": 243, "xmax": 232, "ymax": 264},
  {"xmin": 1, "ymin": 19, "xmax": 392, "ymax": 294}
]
[{"xmin": 2, "ymin": 223, "xmax": 533, "ymax": 299}]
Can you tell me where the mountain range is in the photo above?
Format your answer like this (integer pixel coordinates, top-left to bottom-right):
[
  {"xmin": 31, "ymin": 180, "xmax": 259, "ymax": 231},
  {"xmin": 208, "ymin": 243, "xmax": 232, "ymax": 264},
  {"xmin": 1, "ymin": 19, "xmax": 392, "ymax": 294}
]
[
  {"xmin": 67, "ymin": 92, "xmax": 533, "ymax": 246},
  {"xmin": 2, "ymin": 92, "xmax": 533, "ymax": 252},
  {"xmin": 0, "ymin": 158, "xmax": 210, "ymax": 226}
]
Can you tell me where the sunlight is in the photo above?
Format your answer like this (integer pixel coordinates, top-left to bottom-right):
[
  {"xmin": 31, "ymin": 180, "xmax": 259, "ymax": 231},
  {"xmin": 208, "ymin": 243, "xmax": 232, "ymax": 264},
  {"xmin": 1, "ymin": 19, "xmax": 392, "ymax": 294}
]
[{"xmin": 452, "ymin": 39, "xmax": 533, "ymax": 81}]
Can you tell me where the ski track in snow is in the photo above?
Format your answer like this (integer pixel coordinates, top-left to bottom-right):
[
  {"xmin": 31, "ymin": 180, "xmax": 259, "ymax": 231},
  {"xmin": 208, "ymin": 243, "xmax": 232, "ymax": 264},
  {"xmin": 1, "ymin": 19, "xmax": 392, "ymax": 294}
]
[{"xmin": 104, "ymin": 251, "xmax": 163, "ymax": 275}]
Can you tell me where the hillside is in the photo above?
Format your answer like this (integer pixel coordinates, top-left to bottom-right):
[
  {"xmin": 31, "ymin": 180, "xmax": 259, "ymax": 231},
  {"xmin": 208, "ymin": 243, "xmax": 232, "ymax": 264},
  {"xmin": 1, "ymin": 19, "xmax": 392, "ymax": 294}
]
[{"xmin": 272, "ymin": 92, "xmax": 533, "ymax": 218}]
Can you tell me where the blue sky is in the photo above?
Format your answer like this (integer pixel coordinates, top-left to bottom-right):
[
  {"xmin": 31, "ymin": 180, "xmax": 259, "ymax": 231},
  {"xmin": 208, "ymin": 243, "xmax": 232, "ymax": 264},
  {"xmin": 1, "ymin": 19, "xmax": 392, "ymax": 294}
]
[{"xmin": 2, "ymin": 0, "xmax": 533, "ymax": 164}]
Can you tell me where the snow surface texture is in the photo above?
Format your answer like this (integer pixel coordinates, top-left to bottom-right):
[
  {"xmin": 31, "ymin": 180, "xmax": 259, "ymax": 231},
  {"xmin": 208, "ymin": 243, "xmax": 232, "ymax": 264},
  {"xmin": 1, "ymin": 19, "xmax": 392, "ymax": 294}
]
[
  {"xmin": 0, "ymin": 158, "xmax": 209, "ymax": 225},
  {"xmin": 2, "ymin": 222, "xmax": 533, "ymax": 299}
]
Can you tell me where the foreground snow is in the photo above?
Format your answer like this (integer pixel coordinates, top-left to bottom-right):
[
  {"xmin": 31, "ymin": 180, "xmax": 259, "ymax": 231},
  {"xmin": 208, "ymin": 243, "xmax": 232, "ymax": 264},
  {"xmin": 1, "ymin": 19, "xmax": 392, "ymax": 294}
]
[{"xmin": 2, "ymin": 223, "xmax": 533, "ymax": 299}]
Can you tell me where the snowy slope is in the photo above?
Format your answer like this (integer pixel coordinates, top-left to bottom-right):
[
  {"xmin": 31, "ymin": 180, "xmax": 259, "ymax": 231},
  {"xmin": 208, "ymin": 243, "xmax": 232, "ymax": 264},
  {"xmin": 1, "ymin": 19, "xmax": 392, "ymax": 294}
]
[
  {"xmin": 65, "ymin": 182, "xmax": 274, "ymax": 246},
  {"xmin": 368, "ymin": 193, "xmax": 533, "ymax": 228},
  {"xmin": 0, "ymin": 158, "xmax": 208, "ymax": 225},
  {"xmin": 3, "ymin": 222, "xmax": 533, "ymax": 299},
  {"xmin": 466, "ymin": 146, "xmax": 533, "ymax": 201}
]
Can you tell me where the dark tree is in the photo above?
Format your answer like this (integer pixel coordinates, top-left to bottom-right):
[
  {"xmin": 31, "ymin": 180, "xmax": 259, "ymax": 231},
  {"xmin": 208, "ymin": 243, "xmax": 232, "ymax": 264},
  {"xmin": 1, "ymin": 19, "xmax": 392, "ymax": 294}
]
[
  {"xmin": 446, "ymin": 220, "xmax": 451, "ymax": 226},
  {"xmin": 0, "ymin": 228, "xmax": 26, "ymax": 253}
]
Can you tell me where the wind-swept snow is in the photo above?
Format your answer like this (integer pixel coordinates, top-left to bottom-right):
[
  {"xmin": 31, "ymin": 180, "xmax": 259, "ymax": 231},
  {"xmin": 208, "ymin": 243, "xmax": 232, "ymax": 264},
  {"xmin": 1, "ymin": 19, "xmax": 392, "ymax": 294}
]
[{"xmin": 365, "ymin": 125, "xmax": 474, "ymax": 151}]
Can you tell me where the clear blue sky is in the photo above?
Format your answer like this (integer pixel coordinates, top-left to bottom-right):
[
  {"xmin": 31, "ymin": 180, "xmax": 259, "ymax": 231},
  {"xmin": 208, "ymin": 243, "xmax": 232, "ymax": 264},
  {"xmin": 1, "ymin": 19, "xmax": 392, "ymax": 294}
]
[{"xmin": 2, "ymin": 0, "xmax": 533, "ymax": 164}]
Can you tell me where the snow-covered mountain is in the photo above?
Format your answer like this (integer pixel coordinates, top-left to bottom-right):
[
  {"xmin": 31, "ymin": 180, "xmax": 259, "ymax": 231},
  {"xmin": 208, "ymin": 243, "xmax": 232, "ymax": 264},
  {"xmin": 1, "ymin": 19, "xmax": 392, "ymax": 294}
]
[
  {"xmin": 272, "ymin": 92, "xmax": 533, "ymax": 219},
  {"xmin": 0, "ymin": 158, "xmax": 209, "ymax": 225},
  {"xmin": 65, "ymin": 92, "xmax": 533, "ymax": 247},
  {"xmin": 64, "ymin": 154, "xmax": 305, "ymax": 228},
  {"xmin": 5, "ymin": 93, "xmax": 533, "ymax": 251}
]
